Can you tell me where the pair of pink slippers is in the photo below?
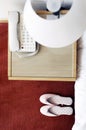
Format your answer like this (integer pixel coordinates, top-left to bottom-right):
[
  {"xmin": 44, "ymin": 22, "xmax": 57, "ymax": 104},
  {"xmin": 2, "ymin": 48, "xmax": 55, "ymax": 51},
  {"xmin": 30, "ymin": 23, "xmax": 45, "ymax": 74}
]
[{"xmin": 39, "ymin": 94, "xmax": 73, "ymax": 117}]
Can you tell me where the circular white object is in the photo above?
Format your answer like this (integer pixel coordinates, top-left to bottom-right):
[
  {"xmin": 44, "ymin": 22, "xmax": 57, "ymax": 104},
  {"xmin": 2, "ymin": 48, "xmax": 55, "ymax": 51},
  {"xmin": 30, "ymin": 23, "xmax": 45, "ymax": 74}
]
[
  {"xmin": 47, "ymin": 0, "xmax": 62, "ymax": 12},
  {"xmin": 24, "ymin": 0, "xmax": 86, "ymax": 48}
]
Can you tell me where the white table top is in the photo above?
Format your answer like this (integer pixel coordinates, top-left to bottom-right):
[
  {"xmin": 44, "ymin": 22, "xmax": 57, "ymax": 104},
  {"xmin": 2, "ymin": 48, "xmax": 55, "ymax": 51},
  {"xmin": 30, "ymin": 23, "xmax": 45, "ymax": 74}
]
[{"xmin": 0, "ymin": 0, "xmax": 26, "ymax": 20}]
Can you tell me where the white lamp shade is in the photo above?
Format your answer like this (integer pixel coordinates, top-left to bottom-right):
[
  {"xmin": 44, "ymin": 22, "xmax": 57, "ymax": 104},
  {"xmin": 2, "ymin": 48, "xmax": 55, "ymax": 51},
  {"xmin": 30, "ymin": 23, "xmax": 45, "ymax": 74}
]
[{"xmin": 24, "ymin": 0, "xmax": 86, "ymax": 48}]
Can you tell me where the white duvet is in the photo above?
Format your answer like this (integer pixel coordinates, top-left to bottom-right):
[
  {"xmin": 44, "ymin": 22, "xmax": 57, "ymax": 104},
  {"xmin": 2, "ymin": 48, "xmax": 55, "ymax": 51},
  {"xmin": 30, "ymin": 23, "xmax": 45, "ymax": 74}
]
[{"xmin": 72, "ymin": 31, "xmax": 86, "ymax": 130}]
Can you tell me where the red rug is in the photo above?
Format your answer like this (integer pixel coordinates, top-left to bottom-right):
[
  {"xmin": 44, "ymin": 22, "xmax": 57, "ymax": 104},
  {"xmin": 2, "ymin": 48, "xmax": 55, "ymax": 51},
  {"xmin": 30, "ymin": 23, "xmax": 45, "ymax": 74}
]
[{"xmin": 0, "ymin": 23, "xmax": 74, "ymax": 130}]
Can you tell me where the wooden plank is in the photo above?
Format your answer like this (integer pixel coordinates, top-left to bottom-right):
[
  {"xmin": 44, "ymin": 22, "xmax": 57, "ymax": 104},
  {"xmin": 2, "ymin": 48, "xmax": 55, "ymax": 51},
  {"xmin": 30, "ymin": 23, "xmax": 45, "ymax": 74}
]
[{"xmin": 8, "ymin": 76, "xmax": 76, "ymax": 81}]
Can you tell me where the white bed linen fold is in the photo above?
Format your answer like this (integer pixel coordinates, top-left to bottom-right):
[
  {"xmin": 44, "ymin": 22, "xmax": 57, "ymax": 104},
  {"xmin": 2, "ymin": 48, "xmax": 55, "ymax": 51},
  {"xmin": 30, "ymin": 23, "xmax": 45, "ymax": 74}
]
[{"xmin": 72, "ymin": 32, "xmax": 86, "ymax": 130}]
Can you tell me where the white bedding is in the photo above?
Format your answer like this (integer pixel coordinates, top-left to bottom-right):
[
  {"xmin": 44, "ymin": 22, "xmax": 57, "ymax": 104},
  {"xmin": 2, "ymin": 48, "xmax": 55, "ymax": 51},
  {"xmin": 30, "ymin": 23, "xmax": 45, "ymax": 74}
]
[{"xmin": 72, "ymin": 31, "xmax": 86, "ymax": 130}]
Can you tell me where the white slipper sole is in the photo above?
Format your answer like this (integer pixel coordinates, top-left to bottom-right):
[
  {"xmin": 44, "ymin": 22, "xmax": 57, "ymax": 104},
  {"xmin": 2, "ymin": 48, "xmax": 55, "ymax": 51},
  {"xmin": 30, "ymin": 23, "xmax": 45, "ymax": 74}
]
[
  {"xmin": 40, "ymin": 105, "xmax": 73, "ymax": 117},
  {"xmin": 39, "ymin": 94, "xmax": 73, "ymax": 105}
]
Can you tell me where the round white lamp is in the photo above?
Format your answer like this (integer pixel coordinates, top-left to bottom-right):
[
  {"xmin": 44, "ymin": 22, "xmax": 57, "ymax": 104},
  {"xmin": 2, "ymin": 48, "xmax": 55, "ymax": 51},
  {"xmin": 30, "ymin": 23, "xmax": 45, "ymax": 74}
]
[{"xmin": 24, "ymin": 0, "xmax": 86, "ymax": 48}]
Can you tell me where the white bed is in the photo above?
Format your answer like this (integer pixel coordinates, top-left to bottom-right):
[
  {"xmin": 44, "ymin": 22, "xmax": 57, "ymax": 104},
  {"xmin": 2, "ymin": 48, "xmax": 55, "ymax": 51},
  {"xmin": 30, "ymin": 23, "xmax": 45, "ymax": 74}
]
[{"xmin": 72, "ymin": 31, "xmax": 86, "ymax": 130}]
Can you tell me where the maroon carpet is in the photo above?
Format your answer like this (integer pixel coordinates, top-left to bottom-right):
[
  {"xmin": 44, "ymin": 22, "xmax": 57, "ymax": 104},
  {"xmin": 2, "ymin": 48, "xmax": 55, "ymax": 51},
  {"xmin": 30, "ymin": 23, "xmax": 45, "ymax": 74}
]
[{"xmin": 0, "ymin": 23, "xmax": 75, "ymax": 130}]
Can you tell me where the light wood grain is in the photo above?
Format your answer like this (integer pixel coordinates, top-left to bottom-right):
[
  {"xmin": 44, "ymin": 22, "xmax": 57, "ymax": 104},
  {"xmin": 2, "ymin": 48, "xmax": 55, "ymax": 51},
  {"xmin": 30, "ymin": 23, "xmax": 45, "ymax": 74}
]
[
  {"xmin": 0, "ymin": 20, "xmax": 8, "ymax": 23},
  {"xmin": 8, "ymin": 76, "xmax": 76, "ymax": 81},
  {"xmin": 8, "ymin": 42, "xmax": 77, "ymax": 81}
]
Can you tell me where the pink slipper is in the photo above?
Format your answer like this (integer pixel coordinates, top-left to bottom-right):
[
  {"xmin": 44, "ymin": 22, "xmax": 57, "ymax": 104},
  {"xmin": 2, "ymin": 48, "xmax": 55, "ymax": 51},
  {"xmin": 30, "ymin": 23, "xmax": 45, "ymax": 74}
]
[
  {"xmin": 39, "ymin": 94, "xmax": 73, "ymax": 105},
  {"xmin": 40, "ymin": 105, "xmax": 73, "ymax": 117}
]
